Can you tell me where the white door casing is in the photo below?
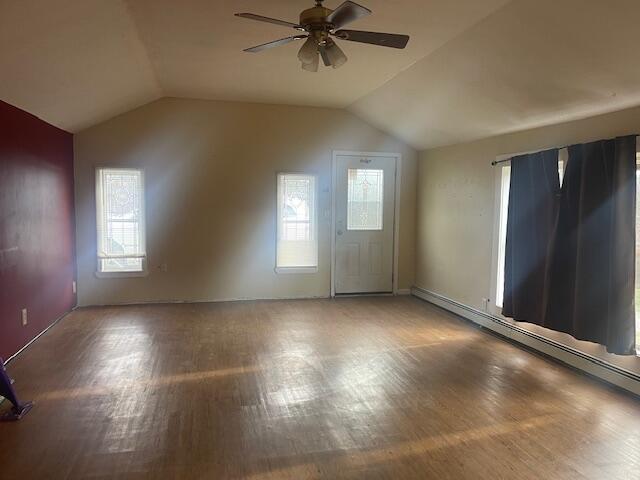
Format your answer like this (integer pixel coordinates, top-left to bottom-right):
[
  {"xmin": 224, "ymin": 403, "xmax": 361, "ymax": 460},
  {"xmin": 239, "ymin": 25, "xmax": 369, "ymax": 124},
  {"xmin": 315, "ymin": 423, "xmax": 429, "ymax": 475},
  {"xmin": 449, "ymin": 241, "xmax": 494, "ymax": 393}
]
[{"xmin": 333, "ymin": 154, "xmax": 397, "ymax": 294}]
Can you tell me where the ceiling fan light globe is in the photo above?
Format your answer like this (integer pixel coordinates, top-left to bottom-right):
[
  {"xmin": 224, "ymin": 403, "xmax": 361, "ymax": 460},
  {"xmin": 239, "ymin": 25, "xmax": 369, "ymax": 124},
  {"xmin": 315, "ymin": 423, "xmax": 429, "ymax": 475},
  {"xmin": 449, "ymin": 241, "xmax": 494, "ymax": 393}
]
[
  {"xmin": 301, "ymin": 59, "xmax": 319, "ymax": 72},
  {"xmin": 301, "ymin": 48, "xmax": 320, "ymax": 72},
  {"xmin": 297, "ymin": 37, "xmax": 318, "ymax": 64},
  {"xmin": 325, "ymin": 42, "xmax": 348, "ymax": 69}
]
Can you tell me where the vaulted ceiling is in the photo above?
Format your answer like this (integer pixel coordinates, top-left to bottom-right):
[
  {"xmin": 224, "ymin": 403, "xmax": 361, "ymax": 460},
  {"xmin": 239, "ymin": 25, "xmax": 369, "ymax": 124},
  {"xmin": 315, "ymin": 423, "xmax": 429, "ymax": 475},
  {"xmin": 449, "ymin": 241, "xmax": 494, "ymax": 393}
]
[{"xmin": 3, "ymin": 0, "xmax": 640, "ymax": 150}]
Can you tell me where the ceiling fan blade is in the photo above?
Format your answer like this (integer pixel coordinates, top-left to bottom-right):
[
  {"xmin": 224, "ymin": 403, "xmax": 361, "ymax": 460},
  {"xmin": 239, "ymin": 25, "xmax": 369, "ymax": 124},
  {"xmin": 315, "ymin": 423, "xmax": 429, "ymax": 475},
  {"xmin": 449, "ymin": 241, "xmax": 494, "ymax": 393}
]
[
  {"xmin": 318, "ymin": 46, "xmax": 331, "ymax": 67},
  {"xmin": 333, "ymin": 30, "xmax": 410, "ymax": 49},
  {"xmin": 235, "ymin": 13, "xmax": 301, "ymax": 29},
  {"xmin": 244, "ymin": 35, "xmax": 307, "ymax": 53},
  {"xmin": 326, "ymin": 1, "xmax": 371, "ymax": 29}
]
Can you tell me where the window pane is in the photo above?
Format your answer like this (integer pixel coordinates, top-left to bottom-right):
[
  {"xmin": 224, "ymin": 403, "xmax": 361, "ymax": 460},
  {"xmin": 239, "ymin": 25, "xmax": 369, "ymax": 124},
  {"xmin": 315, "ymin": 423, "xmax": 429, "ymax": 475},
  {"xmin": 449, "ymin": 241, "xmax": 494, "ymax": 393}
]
[
  {"xmin": 96, "ymin": 168, "xmax": 145, "ymax": 273},
  {"xmin": 282, "ymin": 176, "xmax": 311, "ymax": 241},
  {"xmin": 277, "ymin": 174, "xmax": 317, "ymax": 269},
  {"xmin": 495, "ymin": 165, "xmax": 511, "ymax": 308},
  {"xmin": 558, "ymin": 148, "xmax": 568, "ymax": 187},
  {"xmin": 347, "ymin": 169, "xmax": 383, "ymax": 231}
]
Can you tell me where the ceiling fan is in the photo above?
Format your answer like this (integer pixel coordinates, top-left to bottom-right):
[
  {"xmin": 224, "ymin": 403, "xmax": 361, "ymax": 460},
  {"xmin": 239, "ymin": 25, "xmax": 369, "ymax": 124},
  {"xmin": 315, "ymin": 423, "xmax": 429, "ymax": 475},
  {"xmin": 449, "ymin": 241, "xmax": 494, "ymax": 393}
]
[{"xmin": 235, "ymin": 0, "xmax": 410, "ymax": 72}]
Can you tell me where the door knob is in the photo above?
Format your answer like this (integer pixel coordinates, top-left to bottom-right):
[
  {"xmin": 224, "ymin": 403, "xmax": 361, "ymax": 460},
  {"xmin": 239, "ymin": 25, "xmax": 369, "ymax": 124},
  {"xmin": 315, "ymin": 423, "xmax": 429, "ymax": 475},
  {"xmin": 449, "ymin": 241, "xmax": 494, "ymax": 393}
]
[{"xmin": 337, "ymin": 229, "xmax": 343, "ymax": 235}]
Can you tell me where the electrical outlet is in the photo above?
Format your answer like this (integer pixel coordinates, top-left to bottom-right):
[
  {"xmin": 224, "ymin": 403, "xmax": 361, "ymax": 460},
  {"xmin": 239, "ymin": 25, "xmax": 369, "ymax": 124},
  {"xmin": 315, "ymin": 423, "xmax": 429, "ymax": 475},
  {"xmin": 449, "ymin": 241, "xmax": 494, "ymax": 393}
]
[
  {"xmin": 21, "ymin": 308, "xmax": 28, "ymax": 326},
  {"xmin": 481, "ymin": 298, "xmax": 490, "ymax": 313},
  {"xmin": 72, "ymin": 281, "xmax": 77, "ymax": 294}
]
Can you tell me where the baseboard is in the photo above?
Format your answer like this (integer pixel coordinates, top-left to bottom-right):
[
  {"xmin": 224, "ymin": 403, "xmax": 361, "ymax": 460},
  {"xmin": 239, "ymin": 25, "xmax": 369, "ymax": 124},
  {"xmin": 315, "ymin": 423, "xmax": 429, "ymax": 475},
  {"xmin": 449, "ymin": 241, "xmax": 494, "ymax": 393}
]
[
  {"xmin": 81, "ymin": 291, "xmax": 417, "ymax": 307},
  {"xmin": 3, "ymin": 306, "xmax": 76, "ymax": 366},
  {"xmin": 79, "ymin": 294, "xmax": 332, "ymax": 308},
  {"xmin": 411, "ymin": 286, "xmax": 640, "ymax": 397},
  {"xmin": 2, "ymin": 305, "xmax": 78, "ymax": 408}
]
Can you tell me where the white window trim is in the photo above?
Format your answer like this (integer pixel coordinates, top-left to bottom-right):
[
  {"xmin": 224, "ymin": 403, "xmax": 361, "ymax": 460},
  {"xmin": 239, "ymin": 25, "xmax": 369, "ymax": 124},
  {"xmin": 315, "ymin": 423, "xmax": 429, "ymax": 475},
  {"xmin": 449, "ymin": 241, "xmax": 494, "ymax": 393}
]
[
  {"xmin": 275, "ymin": 172, "xmax": 319, "ymax": 274},
  {"xmin": 95, "ymin": 257, "xmax": 148, "ymax": 278},
  {"xmin": 95, "ymin": 166, "xmax": 148, "ymax": 278},
  {"xmin": 274, "ymin": 266, "xmax": 318, "ymax": 274}
]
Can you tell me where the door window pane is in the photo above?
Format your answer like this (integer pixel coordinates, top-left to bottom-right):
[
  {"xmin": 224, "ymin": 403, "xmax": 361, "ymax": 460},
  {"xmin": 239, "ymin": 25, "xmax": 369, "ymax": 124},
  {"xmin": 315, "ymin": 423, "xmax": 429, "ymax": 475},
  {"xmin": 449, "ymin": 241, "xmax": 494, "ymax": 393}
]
[{"xmin": 347, "ymin": 169, "xmax": 384, "ymax": 231}]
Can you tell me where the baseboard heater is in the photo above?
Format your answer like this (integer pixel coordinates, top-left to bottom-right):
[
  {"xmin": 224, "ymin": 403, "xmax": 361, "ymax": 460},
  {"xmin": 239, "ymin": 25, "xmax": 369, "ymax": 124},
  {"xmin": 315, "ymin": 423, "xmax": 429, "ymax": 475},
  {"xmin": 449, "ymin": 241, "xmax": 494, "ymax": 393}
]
[{"xmin": 411, "ymin": 286, "xmax": 640, "ymax": 397}]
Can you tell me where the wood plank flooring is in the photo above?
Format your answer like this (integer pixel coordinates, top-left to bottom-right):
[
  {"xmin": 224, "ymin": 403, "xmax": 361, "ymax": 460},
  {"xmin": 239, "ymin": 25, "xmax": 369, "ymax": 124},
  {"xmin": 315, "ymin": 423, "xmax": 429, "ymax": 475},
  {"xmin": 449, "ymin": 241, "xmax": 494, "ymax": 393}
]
[{"xmin": 0, "ymin": 296, "xmax": 639, "ymax": 479}]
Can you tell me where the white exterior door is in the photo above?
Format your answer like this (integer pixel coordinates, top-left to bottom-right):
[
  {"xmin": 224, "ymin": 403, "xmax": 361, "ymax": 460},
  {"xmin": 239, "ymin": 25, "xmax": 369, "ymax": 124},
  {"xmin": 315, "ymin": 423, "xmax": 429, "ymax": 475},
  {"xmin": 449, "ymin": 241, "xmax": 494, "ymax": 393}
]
[{"xmin": 334, "ymin": 154, "xmax": 396, "ymax": 294}]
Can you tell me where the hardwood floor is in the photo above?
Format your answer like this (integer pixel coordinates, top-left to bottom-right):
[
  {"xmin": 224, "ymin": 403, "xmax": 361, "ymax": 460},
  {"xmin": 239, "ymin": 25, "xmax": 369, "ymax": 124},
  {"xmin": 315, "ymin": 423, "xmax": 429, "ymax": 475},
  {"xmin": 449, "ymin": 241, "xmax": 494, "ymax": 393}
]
[{"xmin": 0, "ymin": 296, "xmax": 639, "ymax": 479}]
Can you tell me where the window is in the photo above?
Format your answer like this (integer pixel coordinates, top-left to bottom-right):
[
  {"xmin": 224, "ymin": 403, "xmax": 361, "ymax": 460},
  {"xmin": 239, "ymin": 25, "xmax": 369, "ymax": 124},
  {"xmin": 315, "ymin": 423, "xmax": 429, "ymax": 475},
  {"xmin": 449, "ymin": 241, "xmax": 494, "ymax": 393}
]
[
  {"xmin": 96, "ymin": 168, "xmax": 146, "ymax": 275},
  {"xmin": 276, "ymin": 173, "xmax": 317, "ymax": 272},
  {"xmin": 347, "ymin": 168, "xmax": 384, "ymax": 230}
]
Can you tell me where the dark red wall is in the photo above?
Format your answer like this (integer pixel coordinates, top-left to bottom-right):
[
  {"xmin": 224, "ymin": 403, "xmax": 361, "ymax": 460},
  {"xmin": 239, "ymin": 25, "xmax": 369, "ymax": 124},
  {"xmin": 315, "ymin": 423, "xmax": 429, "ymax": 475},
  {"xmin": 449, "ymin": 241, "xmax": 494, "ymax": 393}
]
[{"xmin": 0, "ymin": 100, "xmax": 76, "ymax": 360}]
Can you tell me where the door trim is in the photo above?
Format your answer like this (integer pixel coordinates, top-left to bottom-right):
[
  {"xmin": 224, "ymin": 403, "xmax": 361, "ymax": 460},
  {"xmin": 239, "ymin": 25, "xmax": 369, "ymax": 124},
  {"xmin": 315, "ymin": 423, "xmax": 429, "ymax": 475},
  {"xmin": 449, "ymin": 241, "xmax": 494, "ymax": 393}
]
[{"xmin": 330, "ymin": 151, "xmax": 402, "ymax": 297}]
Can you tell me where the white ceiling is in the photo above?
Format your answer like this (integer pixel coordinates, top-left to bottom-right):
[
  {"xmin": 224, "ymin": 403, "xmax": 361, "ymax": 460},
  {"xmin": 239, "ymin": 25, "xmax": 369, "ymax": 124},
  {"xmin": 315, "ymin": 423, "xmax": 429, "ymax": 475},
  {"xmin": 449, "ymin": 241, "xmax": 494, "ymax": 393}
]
[{"xmin": 3, "ymin": 0, "xmax": 640, "ymax": 150}]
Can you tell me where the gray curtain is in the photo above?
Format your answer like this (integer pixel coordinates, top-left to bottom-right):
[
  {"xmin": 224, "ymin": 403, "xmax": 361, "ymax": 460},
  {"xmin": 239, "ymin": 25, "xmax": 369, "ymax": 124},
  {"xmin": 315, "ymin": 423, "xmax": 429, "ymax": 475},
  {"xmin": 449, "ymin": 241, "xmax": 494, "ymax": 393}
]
[
  {"xmin": 503, "ymin": 149, "xmax": 559, "ymax": 323},
  {"xmin": 503, "ymin": 135, "xmax": 637, "ymax": 355},
  {"xmin": 543, "ymin": 136, "xmax": 637, "ymax": 355}
]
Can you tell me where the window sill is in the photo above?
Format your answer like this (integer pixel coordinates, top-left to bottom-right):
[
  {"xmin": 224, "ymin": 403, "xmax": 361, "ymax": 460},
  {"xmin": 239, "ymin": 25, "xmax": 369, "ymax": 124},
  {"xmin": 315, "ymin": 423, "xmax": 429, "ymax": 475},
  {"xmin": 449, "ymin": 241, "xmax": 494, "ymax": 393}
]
[
  {"xmin": 275, "ymin": 266, "xmax": 318, "ymax": 274},
  {"xmin": 95, "ymin": 270, "xmax": 148, "ymax": 279}
]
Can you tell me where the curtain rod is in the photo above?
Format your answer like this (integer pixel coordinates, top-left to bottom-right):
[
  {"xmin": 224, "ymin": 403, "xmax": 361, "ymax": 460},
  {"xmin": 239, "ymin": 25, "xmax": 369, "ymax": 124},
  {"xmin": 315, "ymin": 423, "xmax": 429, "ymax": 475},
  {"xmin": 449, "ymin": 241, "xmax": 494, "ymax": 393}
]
[
  {"xmin": 491, "ymin": 146, "xmax": 569, "ymax": 166},
  {"xmin": 491, "ymin": 157, "xmax": 514, "ymax": 166},
  {"xmin": 491, "ymin": 134, "xmax": 639, "ymax": 166}
]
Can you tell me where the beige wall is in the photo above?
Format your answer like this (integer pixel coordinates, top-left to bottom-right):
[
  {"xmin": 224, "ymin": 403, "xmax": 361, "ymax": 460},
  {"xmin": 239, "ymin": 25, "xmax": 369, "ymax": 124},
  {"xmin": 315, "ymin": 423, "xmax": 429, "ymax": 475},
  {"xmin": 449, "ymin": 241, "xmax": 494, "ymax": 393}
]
[
  {"xmin": 417, "ymin": 105, "xmax": 640, "ymax": 371},
  {"xmin": 74, "ymin": 98, "xmax": 416, "ymax": 306}
]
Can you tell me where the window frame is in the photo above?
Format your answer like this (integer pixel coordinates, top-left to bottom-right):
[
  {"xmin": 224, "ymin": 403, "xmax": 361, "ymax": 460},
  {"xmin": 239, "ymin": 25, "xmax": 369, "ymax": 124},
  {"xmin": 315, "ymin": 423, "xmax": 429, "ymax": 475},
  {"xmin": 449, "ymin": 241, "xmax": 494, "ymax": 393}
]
[
  {"xmin": 95, "ymin": 166, "xmax": 148, "ymax": 278},
  {"xmin": 275, "ymin": 172, "xmax": 319, "ymax": 274}
]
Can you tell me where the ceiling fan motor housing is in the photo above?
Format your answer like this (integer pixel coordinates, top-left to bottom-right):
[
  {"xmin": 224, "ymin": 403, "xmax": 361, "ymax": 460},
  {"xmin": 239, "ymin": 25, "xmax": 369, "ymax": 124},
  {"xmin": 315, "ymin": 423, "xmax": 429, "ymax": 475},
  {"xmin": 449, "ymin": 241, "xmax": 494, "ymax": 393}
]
[{"xmin": 300, "ymin": 6, "xmax": 333, "ymax": 30}]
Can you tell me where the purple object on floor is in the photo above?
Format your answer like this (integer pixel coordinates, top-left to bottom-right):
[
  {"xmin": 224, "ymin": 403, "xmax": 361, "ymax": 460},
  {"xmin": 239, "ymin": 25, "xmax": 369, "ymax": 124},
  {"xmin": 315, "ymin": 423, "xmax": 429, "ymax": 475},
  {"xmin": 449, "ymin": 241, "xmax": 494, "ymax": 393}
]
[{"xmin": 0, "ymin": 358, "xmax": 33, "ymax": 421}]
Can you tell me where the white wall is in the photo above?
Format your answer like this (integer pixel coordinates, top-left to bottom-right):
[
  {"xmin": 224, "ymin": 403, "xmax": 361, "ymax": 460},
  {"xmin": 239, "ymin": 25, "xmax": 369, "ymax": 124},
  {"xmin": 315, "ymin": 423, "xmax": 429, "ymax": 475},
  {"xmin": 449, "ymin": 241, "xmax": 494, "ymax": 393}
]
[
  {"xmin": 74, "ymin": 98, "xmax": 417, "ymax": 306},
  {"xmin": 417, "ymin": 104, "xmax": 640, "ymax": 373}
]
